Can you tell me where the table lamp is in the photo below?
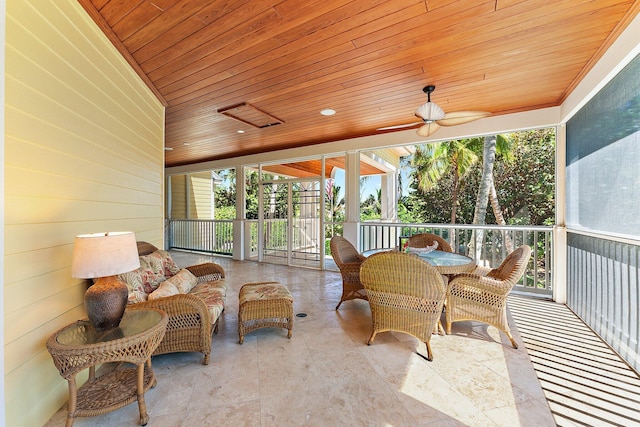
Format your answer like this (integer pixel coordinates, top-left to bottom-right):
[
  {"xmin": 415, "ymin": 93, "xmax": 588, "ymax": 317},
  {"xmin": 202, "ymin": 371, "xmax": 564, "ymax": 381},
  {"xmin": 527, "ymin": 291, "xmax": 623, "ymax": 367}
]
[{"xmin": 71, "ymin": 232, "xmax": 140, "ymax": 331}]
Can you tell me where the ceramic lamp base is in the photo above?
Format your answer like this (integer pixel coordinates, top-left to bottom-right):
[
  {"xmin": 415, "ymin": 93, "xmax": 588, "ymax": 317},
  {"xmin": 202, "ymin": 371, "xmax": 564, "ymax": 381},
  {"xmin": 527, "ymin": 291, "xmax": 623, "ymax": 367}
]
[{"xmin": 84, "ymin": 276, "xmax": 128, "ymax": 331}]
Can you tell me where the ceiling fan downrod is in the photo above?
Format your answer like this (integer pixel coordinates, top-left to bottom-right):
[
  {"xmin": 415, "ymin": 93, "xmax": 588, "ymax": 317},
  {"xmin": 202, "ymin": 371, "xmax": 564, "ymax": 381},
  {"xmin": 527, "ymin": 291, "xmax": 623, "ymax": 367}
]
[{"xmin": 423, "ymin": 85, "xmax": 436, "ymax": 102}]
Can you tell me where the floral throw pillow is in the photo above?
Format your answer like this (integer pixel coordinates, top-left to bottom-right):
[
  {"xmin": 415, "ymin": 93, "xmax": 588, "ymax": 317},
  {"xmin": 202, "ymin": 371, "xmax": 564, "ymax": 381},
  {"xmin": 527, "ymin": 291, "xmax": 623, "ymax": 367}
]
[
  {"xmin": 164, "ymin": 268, "xmax": 198, "ymax": 294},
  {"xmin": 116, "ymin": 270, "xmax": 147, "ymax": 304},
  {"xmin": 146, "ymin": 250, "xmax": 180, "ymax": 277},
  {"xmin": 138, "ymin": 255, "xmax": 166, "ymax": 293}
]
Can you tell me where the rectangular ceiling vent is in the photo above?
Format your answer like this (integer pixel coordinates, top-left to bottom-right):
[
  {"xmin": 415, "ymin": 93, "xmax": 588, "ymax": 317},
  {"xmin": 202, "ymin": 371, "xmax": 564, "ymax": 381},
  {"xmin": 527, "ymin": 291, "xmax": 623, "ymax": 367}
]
[{"xmin": 217, "ymin": 102, "xmax": 284, "ymax": 128}]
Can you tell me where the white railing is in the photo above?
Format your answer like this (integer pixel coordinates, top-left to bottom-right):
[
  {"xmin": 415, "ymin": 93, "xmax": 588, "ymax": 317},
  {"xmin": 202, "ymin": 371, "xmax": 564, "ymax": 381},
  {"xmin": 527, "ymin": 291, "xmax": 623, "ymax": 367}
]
[
  {"xmin": 167, "ymin": 219, "xmax": 553, "ymax": 296},
  {"xmin": 360, "ymin": 222, "xmax": 554, "ymax": 296},
  {"xmin": 168, "ymin": 219, "xmax": 234, "ymax": 255}
]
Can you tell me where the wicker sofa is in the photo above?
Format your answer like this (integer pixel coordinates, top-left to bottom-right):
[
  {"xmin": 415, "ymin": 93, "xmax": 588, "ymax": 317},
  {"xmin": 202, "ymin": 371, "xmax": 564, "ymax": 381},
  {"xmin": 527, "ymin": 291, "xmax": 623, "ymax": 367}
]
[{"xmin": 121, "ymin": 242, "xmax": 226, "ymax": 364}]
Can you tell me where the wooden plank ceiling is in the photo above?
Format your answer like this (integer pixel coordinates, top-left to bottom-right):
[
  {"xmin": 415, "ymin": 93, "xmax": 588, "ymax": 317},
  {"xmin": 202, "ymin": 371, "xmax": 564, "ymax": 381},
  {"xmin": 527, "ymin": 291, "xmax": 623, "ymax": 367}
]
[{"xmin": 79, "ymin": 0, "xmax": 640, "ymax": 168}]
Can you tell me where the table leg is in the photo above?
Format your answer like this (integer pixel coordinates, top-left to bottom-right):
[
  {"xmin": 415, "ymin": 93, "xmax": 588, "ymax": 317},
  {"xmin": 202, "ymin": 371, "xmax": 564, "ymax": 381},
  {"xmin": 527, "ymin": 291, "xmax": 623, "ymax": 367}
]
[
  {"xmin": 65, "ymin": 377, "xmax": 77, "ymax": 427},
  {"xmin": 136, "ymin": 363, "xmax": 149, "ymax": 426},
  {"xmin": 146, "ymin": 357, "xmax": 157, "ymax": 388}
]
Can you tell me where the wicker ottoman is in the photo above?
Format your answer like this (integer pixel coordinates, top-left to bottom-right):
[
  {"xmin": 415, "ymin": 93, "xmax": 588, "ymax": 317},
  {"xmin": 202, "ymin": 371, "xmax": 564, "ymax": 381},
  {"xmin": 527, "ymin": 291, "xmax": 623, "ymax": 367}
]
[{"xmin": 238, "ymin": 282, "xmax": 293, "ymax": 344}]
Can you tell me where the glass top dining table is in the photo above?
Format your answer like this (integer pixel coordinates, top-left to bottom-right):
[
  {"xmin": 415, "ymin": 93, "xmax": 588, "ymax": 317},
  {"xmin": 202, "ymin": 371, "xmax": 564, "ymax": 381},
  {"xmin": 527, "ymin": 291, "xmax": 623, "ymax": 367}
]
[
  {"xmin": 362, "ymin": 249, "xmax": 475, "ymax": 275},
  {"xmin": 413, "ymin": 250, "xmax": 475, "ymax": 275}
]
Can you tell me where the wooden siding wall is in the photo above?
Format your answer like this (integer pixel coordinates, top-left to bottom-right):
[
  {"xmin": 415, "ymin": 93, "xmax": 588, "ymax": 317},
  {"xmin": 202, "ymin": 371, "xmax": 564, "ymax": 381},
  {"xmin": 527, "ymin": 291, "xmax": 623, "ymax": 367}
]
[
  {"xmin": 169, "ymin": 175, "xmax": 187, "ymax": 219},
  {"xmin": 190, "ymin": 172, "xmax": 213, "ymax": 219},
  {"xmin": 168, "ymin": 172, "xmax": 212, "ymax": 219},
  {"xmin": 4, "ymin": 1, "xmax": 165, "ymax": 426}
]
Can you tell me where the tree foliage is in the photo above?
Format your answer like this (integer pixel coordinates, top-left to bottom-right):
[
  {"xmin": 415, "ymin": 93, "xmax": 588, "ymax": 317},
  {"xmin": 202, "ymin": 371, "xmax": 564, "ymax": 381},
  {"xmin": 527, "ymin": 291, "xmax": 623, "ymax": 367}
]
[{"xmin": 402, "ymin": 128, "xmax": 555, "ymax": 225}]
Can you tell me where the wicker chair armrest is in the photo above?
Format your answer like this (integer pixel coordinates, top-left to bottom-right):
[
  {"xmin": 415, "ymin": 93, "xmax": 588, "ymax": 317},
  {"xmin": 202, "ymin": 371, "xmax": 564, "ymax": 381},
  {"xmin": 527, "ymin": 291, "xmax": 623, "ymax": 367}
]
[
  {"xmin": 129, "ymin": 293, "xmax": 213, "ymax": 331},
  {"xmin": 340, "ymin": 261, "xmax": 363, "ymax": 279},
  {"xmin": 470, "ymin": 265, "xmax": 493, "ymax": 276},
  {"xmin": 340, "ymin": 261, "xmax": 363, "ymax": 272},
  {"xmin": 448, "ymin": 274, "xmax": 513, "ymax": 296},
  {"xmin": 186, "ymin": 262, "xmax": 226, "ymax": 282}
]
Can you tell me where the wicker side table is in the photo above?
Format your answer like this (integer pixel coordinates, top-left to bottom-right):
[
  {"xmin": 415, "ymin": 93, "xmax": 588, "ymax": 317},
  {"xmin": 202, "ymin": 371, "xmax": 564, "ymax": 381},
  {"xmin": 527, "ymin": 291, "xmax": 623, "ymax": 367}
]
[
  {"xmin": 238, "ymin": 282, "xmax": 293, "ymax": 344},
  {"xmin": 46, "ymin": 309, "xmax": 168, "ymax": 427}
]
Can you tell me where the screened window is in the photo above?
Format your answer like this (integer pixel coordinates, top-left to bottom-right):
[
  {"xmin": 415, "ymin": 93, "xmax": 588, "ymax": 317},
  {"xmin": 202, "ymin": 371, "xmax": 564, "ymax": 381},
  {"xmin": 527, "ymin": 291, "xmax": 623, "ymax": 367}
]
[{"xmin": 566, "ymin": 53, "xmax": 640, "ymax": 239}]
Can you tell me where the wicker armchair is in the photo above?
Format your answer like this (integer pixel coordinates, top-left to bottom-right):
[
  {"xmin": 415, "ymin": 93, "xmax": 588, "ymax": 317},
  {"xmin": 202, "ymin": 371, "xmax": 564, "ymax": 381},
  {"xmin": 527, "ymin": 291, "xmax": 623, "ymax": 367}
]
[
  {"xmin": 406, "ymin": 233, "xmax": 453, "ymax": 252},
  {"xmin": 446, "ymin": 245, "xmax": 532, "ymax": 349},
  {"xmin": 330, "ymin": 236, "xmax": 368, "ymax": 310},
  {"xmin": 128, "ymin": 242, "xmax": 226, "ymax": 365},
  {"xmin": 360, "ymin": 252, "xmax": 447, "ymax": 361}
]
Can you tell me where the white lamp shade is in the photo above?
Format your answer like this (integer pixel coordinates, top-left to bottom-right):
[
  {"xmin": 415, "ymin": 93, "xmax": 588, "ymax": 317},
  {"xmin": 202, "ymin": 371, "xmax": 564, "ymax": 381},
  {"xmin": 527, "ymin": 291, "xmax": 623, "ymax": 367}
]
[{"xmin": 71, "ymin": 232, "xmax": 140, "ymax": 278}]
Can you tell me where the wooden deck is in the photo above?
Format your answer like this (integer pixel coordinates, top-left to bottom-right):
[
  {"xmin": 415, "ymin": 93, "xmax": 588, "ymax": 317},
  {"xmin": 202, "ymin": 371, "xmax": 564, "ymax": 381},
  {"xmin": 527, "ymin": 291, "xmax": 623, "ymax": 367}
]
[{"xmin": 509, "ymin": 295, "xmax": 640, "ymax": 426}]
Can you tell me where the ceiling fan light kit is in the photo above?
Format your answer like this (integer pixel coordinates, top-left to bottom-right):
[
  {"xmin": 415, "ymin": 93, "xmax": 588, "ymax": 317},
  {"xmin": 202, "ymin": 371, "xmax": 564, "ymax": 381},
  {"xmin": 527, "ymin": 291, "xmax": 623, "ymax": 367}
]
[
  {"xmin": 414, "ymin": 102, "xmax": 446, "ymax": 121},
  {"xmin": 414, "ymin": 85, "xmax": 445, "ymax": 122}
]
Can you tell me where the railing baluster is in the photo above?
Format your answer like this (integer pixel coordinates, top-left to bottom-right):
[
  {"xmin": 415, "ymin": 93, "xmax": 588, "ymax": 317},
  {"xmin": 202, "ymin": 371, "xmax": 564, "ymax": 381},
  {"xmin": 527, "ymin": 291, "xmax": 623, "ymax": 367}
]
[{"xmin": 167, "ymin": 219, "xmax": 235, "ymax": 256}]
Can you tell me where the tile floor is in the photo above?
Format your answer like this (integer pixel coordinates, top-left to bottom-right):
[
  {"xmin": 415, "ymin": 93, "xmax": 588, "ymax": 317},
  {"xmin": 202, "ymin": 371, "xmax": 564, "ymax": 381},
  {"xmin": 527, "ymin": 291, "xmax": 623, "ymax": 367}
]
[{"xmin": 46, "ymin": 251, "xmax": 557, "ymax": 426}]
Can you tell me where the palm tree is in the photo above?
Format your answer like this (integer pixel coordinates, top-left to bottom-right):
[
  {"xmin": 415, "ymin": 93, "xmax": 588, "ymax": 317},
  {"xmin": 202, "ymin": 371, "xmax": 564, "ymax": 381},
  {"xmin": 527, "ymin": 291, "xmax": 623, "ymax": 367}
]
[
  {"xmin": 325, "ymin": 181, "xmax": 345, "ymax": 234},
  {"xmin": 412, "ymin": 139, "xmax": 480, "ymax": 224},
  {"xmin": 472, "ymin": 135, "xmax": 515, "ymax": 257},
  {"xmin": 412, "ymin": 139, "xmax": 480, "ymax": 250}
]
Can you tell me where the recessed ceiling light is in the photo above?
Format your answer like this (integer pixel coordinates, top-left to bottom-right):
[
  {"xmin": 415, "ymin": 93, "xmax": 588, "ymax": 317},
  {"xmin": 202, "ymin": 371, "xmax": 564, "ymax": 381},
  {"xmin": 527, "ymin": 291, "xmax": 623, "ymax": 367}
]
[
  {"xmin": 320, "ymin": 109, "xmax": 336, "ymax": 116},
  {"xmin": 237, "ymin": 130, "xmax": 245, "ymax": 134}
]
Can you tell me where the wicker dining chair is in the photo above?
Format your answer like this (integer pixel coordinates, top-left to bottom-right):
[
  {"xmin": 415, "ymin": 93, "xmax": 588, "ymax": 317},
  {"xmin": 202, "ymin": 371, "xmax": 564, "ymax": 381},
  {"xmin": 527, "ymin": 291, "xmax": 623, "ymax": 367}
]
[
  {"xmin": 360, "ymin": 251, "xmax": 447, "ymax": 361},
  {"xmin": 406, "ymin": 233, "xmax": 453, "ymax": 253},
  {"xmin": 330, "ymin": 236, "xmax": 368, "ymax": 310},
  {"xmin": 446, "ymin": 245, "xmax": 532, "ymax": 349}
]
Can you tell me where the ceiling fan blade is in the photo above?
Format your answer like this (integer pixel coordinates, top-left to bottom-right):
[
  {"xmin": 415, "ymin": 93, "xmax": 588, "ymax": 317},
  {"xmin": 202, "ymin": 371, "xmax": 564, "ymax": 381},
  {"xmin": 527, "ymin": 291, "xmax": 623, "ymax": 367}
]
[
  {"xmin": 377, "ymin": 122, "xmax": 422, "ymax": 131},
  {"xmin": 416, "ymin": 122, "xmax": 440, "ymax": 137},
  {"xmin": 436, "ymin": 111, "xmax": 491, "ymax": 126}
]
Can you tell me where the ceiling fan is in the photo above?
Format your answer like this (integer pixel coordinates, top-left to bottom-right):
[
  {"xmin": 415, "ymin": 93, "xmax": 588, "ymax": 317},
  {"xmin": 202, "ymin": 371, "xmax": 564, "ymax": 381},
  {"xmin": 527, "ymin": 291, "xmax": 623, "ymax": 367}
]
[{"xmin": 378, "ymin": 85, "xmax": 491, "ymax": 137}]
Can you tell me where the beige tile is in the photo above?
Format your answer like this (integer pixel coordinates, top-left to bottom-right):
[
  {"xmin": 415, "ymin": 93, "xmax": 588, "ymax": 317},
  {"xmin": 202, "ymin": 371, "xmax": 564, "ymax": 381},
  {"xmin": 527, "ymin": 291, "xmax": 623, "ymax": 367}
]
[
  {"xmin": 51, "ymin": 252, "xmax": 630, "ymax": 427},
  {"xmin": 182, "ymin": 400, "xmax": 262, "ymax": 426},
  {"xmin": 483, "ymin": 397, "xmax": 556, "ymax": 427}
]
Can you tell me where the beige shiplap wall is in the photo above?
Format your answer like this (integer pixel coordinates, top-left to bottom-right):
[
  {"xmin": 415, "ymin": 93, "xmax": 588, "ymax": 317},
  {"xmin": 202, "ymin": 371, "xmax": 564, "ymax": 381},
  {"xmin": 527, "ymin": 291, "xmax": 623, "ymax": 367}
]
[
  {"xmin": 169, "ymin": 175, "xmax": 187, "ymax": 219},
  {"xmin": 4, "ymin": 1, "xmax": 165, "ymax": 426},
  {"xmin": 190, "ymin": 172, "xmax": 213, "ymax": 219},
  {"xmin": 168, "ymin": 172, "xmax": 213, "ymax": 219}
]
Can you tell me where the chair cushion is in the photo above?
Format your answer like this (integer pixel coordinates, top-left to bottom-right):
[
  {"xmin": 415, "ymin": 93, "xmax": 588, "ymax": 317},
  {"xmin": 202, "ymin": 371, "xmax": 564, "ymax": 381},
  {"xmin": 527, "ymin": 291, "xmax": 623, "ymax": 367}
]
[
  {"xmin": 189, "ymin": 280, "xmax": 227, "ymax": 323},
  {"xmin": 148, "ymin": 280, "xmax": 180, "ymax": 300},
  {"xmin": 239, "ymin": 282, "xmax": 293, "ymax": 305}
]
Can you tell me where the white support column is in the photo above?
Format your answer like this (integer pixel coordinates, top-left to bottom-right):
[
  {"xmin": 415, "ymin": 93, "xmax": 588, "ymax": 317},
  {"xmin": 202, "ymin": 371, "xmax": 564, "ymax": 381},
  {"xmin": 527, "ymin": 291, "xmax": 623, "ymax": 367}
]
[
  {"xmin": 257, "ymin": 165, "xmax": 264, "ymax": 262},
  {"xmin": 553, "ymin": 225, "xmax": 567, "ymax": 304},
  {"xmin": 380, "ymin": 171, "xmax": 398, "ymax": 221},
  {"xmin": 343, "ymin": 151, "xmax": 361, "ymax": 249},
  {"xmin": 553, "ymin": 124, "xmax": 567, "ymax": 303},
  {"xmin": 320, "ymin": 156, "xmax": 326, "ymax": 270},
  {"xmin": 233, "ymin": 165, "xmax": 246, "ymax": 260}
]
